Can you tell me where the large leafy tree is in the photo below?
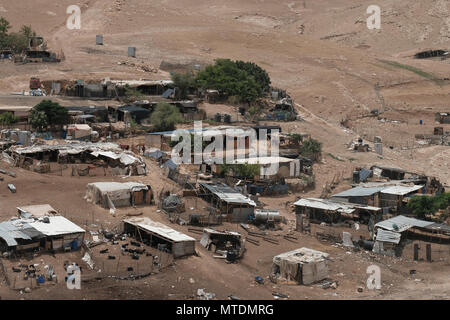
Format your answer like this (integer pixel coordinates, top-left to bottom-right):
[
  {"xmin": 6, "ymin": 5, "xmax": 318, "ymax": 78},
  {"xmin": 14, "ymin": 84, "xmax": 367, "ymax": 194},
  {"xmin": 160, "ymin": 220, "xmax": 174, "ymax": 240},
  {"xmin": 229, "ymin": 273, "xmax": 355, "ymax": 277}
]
[
  {"xmin": 196, "ymin": 59, "xmax": 263, "ymax": 103},
  {"xmin": 32, "ymin": 100, "xmax": 69, "ymax": 129},
  {"xmin": 235, "ymin": 60, "xmax": 271, "ymax": 93},
  {"xmin": 29, "ymin": 109, "xmax": 48, "ymax": 132},
  {"xmin": 150, "ymin": 102, "xmax": 183, "ymax": 131},
  {"xmin": 407, "ymin": 193, "xmax": 450, "ymax": 220}
]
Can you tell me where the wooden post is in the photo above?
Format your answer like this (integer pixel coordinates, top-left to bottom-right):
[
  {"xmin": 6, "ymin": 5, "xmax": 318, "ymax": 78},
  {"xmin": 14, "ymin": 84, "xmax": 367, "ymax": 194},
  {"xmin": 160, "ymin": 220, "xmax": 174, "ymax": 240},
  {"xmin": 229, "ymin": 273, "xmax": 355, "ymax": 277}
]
[
  {"xmin": 426, "ymin": 244, "xmax": 432, "ymax": 262},
  {"xmin": 414, "ymin": 243, "xmax": 419, "ymax": 261},
  {"xmin": 297, "ymin": 214, "xmax": 303, "ymax": 233}
]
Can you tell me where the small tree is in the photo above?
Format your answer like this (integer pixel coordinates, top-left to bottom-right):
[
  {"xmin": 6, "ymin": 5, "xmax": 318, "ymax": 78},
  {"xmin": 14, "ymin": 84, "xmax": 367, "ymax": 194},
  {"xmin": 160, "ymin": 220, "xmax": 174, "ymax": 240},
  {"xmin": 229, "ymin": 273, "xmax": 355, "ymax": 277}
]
[
  {"xmin": 299, "ymin": 138, "xmax": 322, "ymax": 161},
  {"xmin": 33, "ymin": 100, "xmax": 69, "ymax": 130},
  {"xmin": 123, "ymin": 84, "xmax": 145, "ymax": 103},
  {"xmin": 150, "ymin": 102, "xmax": 183, "ymax": 132},
  {"xmin": 20, "ymin": 25, "xmax": 36, "ymax": 39},
  {"xmin": 0, "ymin": 112, "xmax": 19, "ymax": 127},
  {"xmin": 248, "ymin": 105, "xmax": 262, "ymax": 121},
  {"xmin": 29, "ymin": 109, "xmax": 48, "ymax": 132},
  {"xmin": 0, "ymin": 17, "xmax": 10, "ymax": 36},
  {"xmin": 171, "ymin": 71, "xmax": 196, "ymax": 99}
]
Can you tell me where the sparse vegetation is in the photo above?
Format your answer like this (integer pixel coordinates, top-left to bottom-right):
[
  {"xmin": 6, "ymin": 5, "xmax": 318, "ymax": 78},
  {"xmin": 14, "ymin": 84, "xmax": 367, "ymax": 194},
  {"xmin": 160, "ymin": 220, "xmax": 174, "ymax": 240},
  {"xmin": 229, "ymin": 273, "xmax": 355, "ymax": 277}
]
[
  {"xmin": 0, "ymin": 17, "xmax": 36, "ymax": 53},
  {"xmin": 379, "ymin": 60, "xmax": 442, "ymax": 84},
  {"xmin": 220, "ymin": 163, "xmax": 261, "ymax": 179},
  {"xmin": 299, "ymin": 138, "xmax": 322, "ymax": 161},
  {"xmin": 123, "ymin": 84, "xmax": 145, "ymax": 103},
  {"xmin": 327, "ymin": 153, "xmax": 344, "ymax": 161}
]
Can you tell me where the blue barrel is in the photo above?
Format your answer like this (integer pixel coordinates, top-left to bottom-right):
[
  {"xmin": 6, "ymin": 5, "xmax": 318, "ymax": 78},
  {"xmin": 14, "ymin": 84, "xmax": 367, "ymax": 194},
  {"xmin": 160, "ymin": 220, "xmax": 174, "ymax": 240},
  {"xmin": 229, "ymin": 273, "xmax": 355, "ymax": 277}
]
[
  {"xmin": 37, "ymin": 275, "xmax": 45, "ymax": 284},
  {"xmin": 419, "ymin": 120, "xmax": 423, "ymax": 125},
  {"xmin": 71, "ymin": 240, "xmax": 78, "ymax": 251}
]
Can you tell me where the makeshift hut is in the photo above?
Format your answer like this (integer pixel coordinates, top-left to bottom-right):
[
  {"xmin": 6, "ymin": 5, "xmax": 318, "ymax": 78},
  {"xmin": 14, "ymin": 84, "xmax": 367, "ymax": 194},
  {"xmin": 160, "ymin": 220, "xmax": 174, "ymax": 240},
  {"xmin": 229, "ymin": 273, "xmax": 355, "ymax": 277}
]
[
  {"xmin": 271, "ymin": 248, "xmax": 329, "ymax": 285},
  {"xmin": 85, "ymin": 182, "xmax": 153, "ymax": 209}
]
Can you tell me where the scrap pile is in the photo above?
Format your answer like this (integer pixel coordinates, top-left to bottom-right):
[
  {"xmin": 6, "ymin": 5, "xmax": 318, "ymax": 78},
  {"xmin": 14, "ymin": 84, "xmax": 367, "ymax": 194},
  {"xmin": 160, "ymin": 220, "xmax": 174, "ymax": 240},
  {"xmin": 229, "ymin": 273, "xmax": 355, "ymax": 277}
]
[{"xmin": 8, "ymin": 142, "xmax": 147, "ymax": 175}]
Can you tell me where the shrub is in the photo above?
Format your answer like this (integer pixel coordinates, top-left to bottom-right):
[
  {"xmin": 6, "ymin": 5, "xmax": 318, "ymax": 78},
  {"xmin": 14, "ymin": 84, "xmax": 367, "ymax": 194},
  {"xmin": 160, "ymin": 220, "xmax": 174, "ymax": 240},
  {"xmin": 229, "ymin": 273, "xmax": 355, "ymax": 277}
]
[
  {"xmin": 150, "ymin": 102, "xmax": 183, "ymax": 132},
  {"xmin": 0, "ymin": 112, "xmax": 19, "ymax": 126},
  {"xmin": 299, "ymin": 138, "xmax": 322, "ymax": 161}
]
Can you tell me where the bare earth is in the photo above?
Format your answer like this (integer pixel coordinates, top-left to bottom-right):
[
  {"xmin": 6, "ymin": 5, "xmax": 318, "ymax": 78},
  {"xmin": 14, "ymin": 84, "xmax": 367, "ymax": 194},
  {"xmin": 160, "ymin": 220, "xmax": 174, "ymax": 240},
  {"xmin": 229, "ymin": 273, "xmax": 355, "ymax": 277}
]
[{"xmin": 0, "ymin": 0, "xmax": 449, "ymax": 300}]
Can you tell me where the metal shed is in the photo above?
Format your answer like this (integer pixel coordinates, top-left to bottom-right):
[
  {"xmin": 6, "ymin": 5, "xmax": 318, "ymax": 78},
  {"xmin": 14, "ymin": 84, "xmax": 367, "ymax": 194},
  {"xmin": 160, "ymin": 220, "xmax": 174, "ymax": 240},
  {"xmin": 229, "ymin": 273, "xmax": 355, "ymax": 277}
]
[{"xmin": 123, "ymin": 217, "xmax": 195, "ymax": 258}]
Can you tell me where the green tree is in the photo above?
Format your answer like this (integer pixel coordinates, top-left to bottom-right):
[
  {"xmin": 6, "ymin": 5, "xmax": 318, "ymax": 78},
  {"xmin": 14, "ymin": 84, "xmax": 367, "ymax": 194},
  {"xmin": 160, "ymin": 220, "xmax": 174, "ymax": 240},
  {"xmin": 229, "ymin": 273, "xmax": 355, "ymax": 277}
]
[
  {"xmin": 171, "ymin": 71, "xmax": 196, "ymax": 99},
  {"xmin": 0, "ymin": 19, "xmax": 36, "ymax": 53},
  {"xmin": 0, "ymin": 17, "xmax": 10, "ymax": 36},
  {"xmin": 0, "ymin": 112, "xmax": 19, "ymax": 127},
  {"xmin": 235, "ymin": 60, "xmax": 271, "ymax": 93},
  {"xmin": 299, "ymin": 138, "xmax": 322, "ymax": 161},
  {"xmin": 5, "ymin": 32, "xmax": 28, "ymax": 53},
  {"xmin": 407, "ymin": 195, "xmax": 437, "ymax": 220},
  {"xmin": 33, "ymin": 100, "xmax": 69, "ymax": 129},
  {"xmin": 196, "ymin": 59, "xmax": 262, "ymax": 103},
  {"xmin": 0, "ymin": 17, "xmax": 11, "ymax": 49},
  {"xmin": 150, "ymin": 102, "xmax": 183, "ymax": 131},
  {"xmin": 29, "ymin": 109, "xmax": 48, "ymax": 132}
]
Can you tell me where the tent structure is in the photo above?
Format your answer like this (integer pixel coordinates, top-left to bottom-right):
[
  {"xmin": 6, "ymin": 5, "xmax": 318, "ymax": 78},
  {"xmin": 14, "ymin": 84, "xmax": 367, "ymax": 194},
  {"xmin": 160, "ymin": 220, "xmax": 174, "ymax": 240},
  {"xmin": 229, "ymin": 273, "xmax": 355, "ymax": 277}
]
[{"xmin": 85, "ymin": 182, "xmax": 153, "ymax": 209}]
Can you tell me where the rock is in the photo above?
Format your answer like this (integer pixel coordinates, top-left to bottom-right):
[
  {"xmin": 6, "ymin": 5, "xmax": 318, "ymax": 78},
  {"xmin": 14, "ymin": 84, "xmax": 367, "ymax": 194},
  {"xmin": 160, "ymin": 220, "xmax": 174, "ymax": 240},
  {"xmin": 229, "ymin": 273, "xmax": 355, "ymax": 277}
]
[
  {"xmin": 24, "ymin": 287, "xmax": 31, "ymax": 293},
  {"xmin": 357, "ymin": 287, "xmax": 364, "ymax": 293},
  {"xmin": 189, "ymin": 278, "xmax": 195, "ymax": 284}
]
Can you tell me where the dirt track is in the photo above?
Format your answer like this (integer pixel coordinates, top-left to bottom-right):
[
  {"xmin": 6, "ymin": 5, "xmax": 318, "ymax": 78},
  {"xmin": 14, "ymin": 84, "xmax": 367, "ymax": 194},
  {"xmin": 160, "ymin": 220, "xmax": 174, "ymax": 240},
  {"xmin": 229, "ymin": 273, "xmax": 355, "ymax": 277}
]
[{"xmin": 0, "ymin": 0, "xmax": 449, "ymax": 300}]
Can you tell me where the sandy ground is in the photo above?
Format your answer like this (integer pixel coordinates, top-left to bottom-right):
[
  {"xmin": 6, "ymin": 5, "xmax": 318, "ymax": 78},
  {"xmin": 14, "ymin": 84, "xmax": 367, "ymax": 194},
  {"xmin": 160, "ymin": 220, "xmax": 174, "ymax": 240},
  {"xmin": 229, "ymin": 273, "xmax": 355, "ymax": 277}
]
[{"xmin": 0, "ymin": 0, "xmax": 449, "ymax": 300}]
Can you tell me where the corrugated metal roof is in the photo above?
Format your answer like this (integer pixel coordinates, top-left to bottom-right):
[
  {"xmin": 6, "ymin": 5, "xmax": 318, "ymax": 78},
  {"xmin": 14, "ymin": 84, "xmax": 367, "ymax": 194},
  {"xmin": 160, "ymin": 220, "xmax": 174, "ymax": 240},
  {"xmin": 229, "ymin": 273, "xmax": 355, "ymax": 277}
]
[
  {"xmin": 199, "ymin": 183, "xmax": 256, "ymax": 206},
  {"xmin": 294, "ymin": 198, "xmax": 381, "ymax": 213},
  {"xmin": 380, "ymin": 185, "xmax": 424, "ymax": 196},
  {"xmin": 0, "ymin": 216, "xmax": 85, "ymax": 246},
  {"xmin": 88, "ymin": 182, "xmax": 148, "ymax": 193},
  {"xmin": 332, "ymin": 186, "xmax": 386, "ymax": 198},
  {"xmin": 124, "ymin": 217, "xmax": 195, "ymax": 243},
  {"xmin": 232, "ymin": 156, "xmax": 296, "ymax": 165},
  {"xmin": 376, "ymin": 229, "xmax": 401, "ymax": 244},
  {"xmin": 375, "ymin": 215, "xmax": 434, "ymax": 232},
  {"xmin": 294, "ymin": 198, "xmax": 355, "ymax": 214},
  {"xmin": 29, "ymin": 216, "xmax": 85, "ymax": 236},
  {"xmin": 424, "ymin": 223, "xmax": 450, "ymax": 235}
]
